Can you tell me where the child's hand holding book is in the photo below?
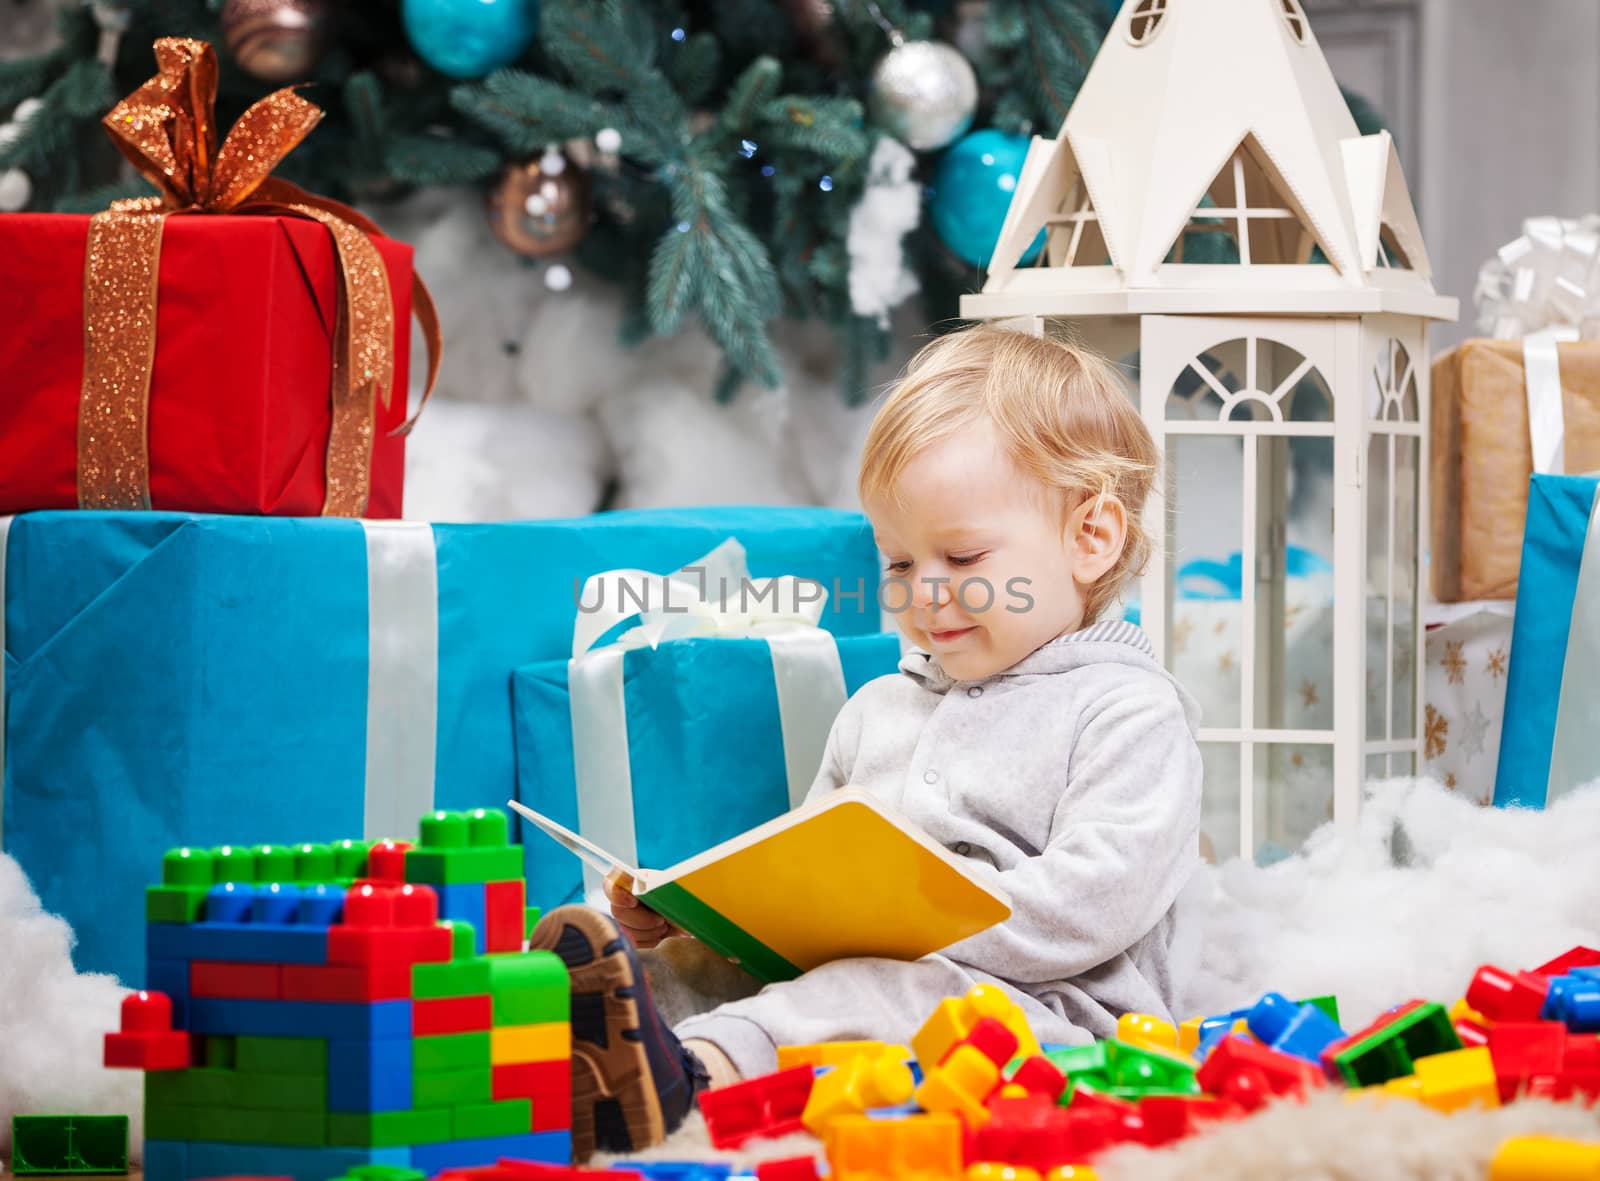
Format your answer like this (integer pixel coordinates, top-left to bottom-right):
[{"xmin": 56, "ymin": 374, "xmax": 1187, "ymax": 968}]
[{"xmin": 604, "ymin": 869, "xmax": 686, "ymax": 949}]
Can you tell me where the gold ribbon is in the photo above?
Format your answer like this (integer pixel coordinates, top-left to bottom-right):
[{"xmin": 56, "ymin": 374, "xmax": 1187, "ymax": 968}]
[{"xmin": 79, "ymin": 38, "xmax": 441, "ymax": 516}]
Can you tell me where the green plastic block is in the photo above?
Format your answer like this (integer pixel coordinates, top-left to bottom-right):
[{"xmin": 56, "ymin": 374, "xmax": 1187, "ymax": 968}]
[
  {"xmin": 1299, "ymin": 995, "xmax": 1341, "ymax": 1025},
  {"xmin": 202, "ymin": 1036, "xmax": 237, "ymax": 1070},
  {"xmin": 10, "ymin": 1115, "xmax": 128, "ymax": 1175},
  {"xmin": 327, "ymin": 1109, "xmax": 454, "ymax": 1148},
  {"xmin": 252, "ymin": 844, "xmax": 297, "ymax": 881},
  {"xmin": 412, "ymin": 1067, "xmax": 491, "ymax": 1108},
  {"xmin": 1329, "ymin": 1003, "xmax": 1458, "ymax": 1087},
  {"xmin": 1107, "ymin": 1041, "xmax": 1199, "ymax": 1094},
  {"xmin": 331, "ymin": 839, "xmax": 372, "ymax": 879},
  {"xmin": 412, "ymin": 957, "xmax": 491, "ymax": 1000},
  {"xmin": 447, "ymin": 921, "xmax": 478, "ymax": 961},
  {"xmin": 466, "ymin": 808, "xmax": 509, "ymax": 848},
  {"xmin": 419, "ymin": 811, "xmax": 471, "ymax": 849},
  {"xmin": 293, "ymin": 843, "xmax": 336, "ymax": 882},
  {"xmin": 524, "ymin": 907, "xmax": 541, "ymax": 940},
  {"xmin": 146, "ymin": 884, "xmax": 210, "ymax": 924},
  {"xmin": 487, "ymin": 951, "xmax": 569, "ymax": 1024},
  {"xmin": 147, "ymin": 1068, "xmax": 326, "ymax": 1112},
  {"xmin": 210, "ymin": 844, "xmax": 258, "ymax": 882},
  {"xmin": 144, "ymin": 1106, "xmax": 324, "ymax": 1147},
  {"xmin": 451, "ymin": 1100, "xmax": 531, "ymax": 1140},
  {"xmin": 235, "ymin": 1036, "xmax": 328, "ymax": 1076},
  {"xmin": 413, "ymin": 1033, "xmax": 491, "ymax": 1075},
  {"xmin": 329, "ymin": 1167, "xmax": 426, "ymax": 1181},
  {"xmin": 1043, "ymin": 1042, "xmax": 1111, "ymax": 1078},
  {"xmin": 404, "ymin": 846, "xmax": 522, "ymax": 885},
  {"xmin": 161, "ymin": 847, "xmax": 214, "ymax": 886}
]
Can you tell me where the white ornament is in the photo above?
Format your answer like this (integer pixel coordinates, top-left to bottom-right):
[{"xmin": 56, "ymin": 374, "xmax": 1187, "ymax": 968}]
[
  {"xmin": 543, "ymin": 263, "xmax": 573, "ymax": 292},
  {"xmin": 847, "ymin": 137, "xmax": 921, "ymax": 320},
  {"xmin": 539, "ymin": 146, "xmax": 567, "ymax": 177},
  {"xmin": 0, "ymin": 168, "xmax": 32, "ymax": 212},
  {"xmin": 524, "ymin": 193, "xmax": 550, "ymax": 217},
  {"xmin": 0, "ymin": 123, "xmax": 21, "ymax": 152},
  {"xmin": 12, "ymin": 98, "xmax": 44, "ymax": 125},
  {"xmin": 594, "ymin": 127, "xmax": 622, "ymax": 154},
  {"xmin": 866, "ymin": 39, "xmax": 977, "ymax": 152}
]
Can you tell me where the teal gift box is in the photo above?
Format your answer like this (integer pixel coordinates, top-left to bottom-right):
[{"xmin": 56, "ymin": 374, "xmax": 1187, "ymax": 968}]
[
  {"xmin": 513, "ymin": 629, "xmax": 903, "ymax": 911},
  {"xmin": 0, "ymin": 507, "xmax": 882, "ymax": 981},
  {"xmin": 1495, "ymin": 474, "xmax": 1600, "ymax": 808}
]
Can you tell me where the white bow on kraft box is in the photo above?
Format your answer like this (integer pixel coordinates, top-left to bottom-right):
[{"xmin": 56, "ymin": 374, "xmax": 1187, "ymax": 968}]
[{"xmin": 513, "ymin": 538, "xmax": 903, "ymax": 907}]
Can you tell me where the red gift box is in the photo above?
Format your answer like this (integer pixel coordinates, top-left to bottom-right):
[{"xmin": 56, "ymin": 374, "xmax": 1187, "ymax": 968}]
[{"xmin": 0, "ymin": 212, "xmax": 412, "ymax": 517}]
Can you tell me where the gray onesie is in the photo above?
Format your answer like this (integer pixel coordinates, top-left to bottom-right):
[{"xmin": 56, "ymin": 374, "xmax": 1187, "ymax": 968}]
[{"xmin": 672, "ymin": 618, "xmax": 1204, "ymax": 1078}]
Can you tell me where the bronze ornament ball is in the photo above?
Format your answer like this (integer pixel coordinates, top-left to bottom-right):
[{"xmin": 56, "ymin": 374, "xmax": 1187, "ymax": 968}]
[
  {"xmin": 221, "ymin": 0, "xmax": 333, "ymax": 84},
  {"xmin": 487, "ymin": 156, "xmax": 592, "ymax": 259}
]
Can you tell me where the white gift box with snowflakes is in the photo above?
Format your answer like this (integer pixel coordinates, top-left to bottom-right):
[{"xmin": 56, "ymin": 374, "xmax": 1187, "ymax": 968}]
[{"xmin": 1421, "ymin": 603, "xmax": 1514, "ymax": 805}]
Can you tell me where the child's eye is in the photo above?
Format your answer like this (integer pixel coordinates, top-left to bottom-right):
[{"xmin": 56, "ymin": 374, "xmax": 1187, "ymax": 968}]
[
  {"xmin": 950, "ymin": 552, "xmax": 987, "ymax": 566},
  {"xmin": 886, "ymin": 560, "xmax": 912, "ymax": 574}
]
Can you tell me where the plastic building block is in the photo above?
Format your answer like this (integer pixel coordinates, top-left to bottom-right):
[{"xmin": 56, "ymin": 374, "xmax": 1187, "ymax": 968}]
[
  {"xmin": 805, "ymin": 1052, "xmax": 916, "ymax": 1134},
  {"xmin": 188, "ymin": 998, "xmax": 412, "ymax": 1040},
  {"xmin": 328, "ymin": 1038, "xmax": 414, "ymax": 1112},
  {"xmin": 1320, "ymin": 1001, "xmax": 1459, "ymax": 1087},
  {"xmin": 969, "ymin": 1094, "xmax": 1080, "ymax": 1172},
  {"xmin": 328, "ymin": 1108, "xmax": 455, "ymax": 1148},
  {"xmin": 1410, "ymin": 1046, "xmax": 1500, "ymax": 1112},
  {"xmin": 147, "ymin": 960, "xmax": 191, "ymax": 1026},
  {"xmin": 414, "ymin": 1067, "xmax": 493, "ymax": 1107},
  {"xmin": 146, "ymin": 1066, "xmax": 326, "ymax": 1112},
  {"xmin": 491, "ymin": 1060, "xmax": 568, "ymax": 1101},
  {"xmin": 1487, "ymin": 1023, "xmax": 1568, "ymax": 1102},
  {"xmin": 235, "ymin": 1036, "xmax": 328, "ymax": 1076},
  {"xmin": 1455, "ymin": 1018, "xmax": 1491, "ymax": 1048},
  {"xmin": 415, "ymin": 996, "xmax": 493, "ymax": 1036},
  {"xmin": 487, "ymin": 953, "xmax": 569, "ymax": 1025},
  {"xmin": 775, "ymin": 1042, "xmax": 911, "ymax": 1071},
  {"xmin": 414, "ymin": 1032, "xmax": 493, "ymax": 1074},
  {"xmin": 1007, "ymin": 1056, "xmax": 1068, "ymax": 1103},
  {"xmin": 1194, "ymin": 1037, "xmax": 1323, "ymax": 1111},
  {"xmin": 1467, "ymin": 966, "xmax": 1552, "ymax": 1023},
  {"xmin": 405, "ymin": 811, "xmax": 523, "ymax": 888},
  {"xmin": 490, "ymin": 1023, "xmax": 569, "ymax": 1064},
  {"xmin": 1041, "ymin": 1043, "xmax": 1111, "ymax": 1093},
  {"xmin": 438, "ymin": 884, "xmax": 490, "ymax": 955},
  {"xmin": 452, "ymin": 1101, "xmax": 534, "ymax": 1140},
  {"xmin": 10, "ymin": 1116, "xmax": 129, "ymax": 1175},
  {"xmin": 913, "ymin": 1043, "xmax": 999, "ymax": 1127},
  {"xmin": 368, "ymin": 840, "xmax": 415, "ymax": 883},
  {"xmin": 415, "ymin": 958, "xmax": 494, "ymax": 1001},
  {"xmin": 1245, "ymin": 993, "xmax": 1346, "ymax": 1063},
  {"xmin": 1534, "ymin": 948, "xmax": 1600, "ymax": 977},
  {"xmin": 1115, "ymin": 1014, "xmax": 1178, "ymax": 1053},
  {"xmin": 202, "ymin": 1035, "xmax": 237, "ymax": 1069},
  {"xmin": 484, "ymin": 880, "xmax": 528, "ymax": 954},
  {"xmin": 754, "ymin": 1158, "xmax": 820, "ymax": 1181},
  {"xmin": 104, "ymin": 991, "xmax": 192, "ymax": 1071},
  {"xmin": 140, "ymin": 1140, "xmax": 187, "ymax": 1181},
  {"xmin": 1489, "ymin": 1135, "xmax": 1600, "ymax": 1181},
  {"xmin": 1102, "ymin": 1041, "xmax": 1200, "ymax": 1097},
  {"xmin": 144, "ymin": 1103, "xmax": 329, "ymax": 1146},
  {"xmin": 148, "ymin": 919, "xmax": 331, "ymax": 967},
  {"xmin": 826, "ymin": 1113, "xmax": 962, "ymax": 1181},
  {"xmin": 179, "ymin": 1141, "xmax": 413, "ymax": 1181},
  {"xmin": 280, "ymin": 961, "xmax": 414, "ymax": 1003},
  {"xmin": 1449, "ymin": 998, "xmax": 1488, "ymax": 1026},
  {"xmin": 190, "ymin": 961, "xmax": 284, "ymax": 1000},
  {"xmin": 407, "ymin": 1130, "xmax": 570, "ymax": 1173},
  {"xmin": 949, "ymin": 1018, "xmax": 1020, "ymax": 1069},
  {"xmin": 1177, "ymin": 1017, "xmax": 1203, "ymax": 1055},
  {"xmin": 1544, "ymin": 972, "xmax": 1600, "ymax": 1032},
  {"xmin": 698, "ymin": 1065, "xmax": 816, "ymax": 1148},
  {"xmin": 1135, "ymin": 1094, "xmax": 1237, "ymax": 1147},
  {"xmin": 913, "ymin": 986, "xmax": 1043, "ymax": 1071}
]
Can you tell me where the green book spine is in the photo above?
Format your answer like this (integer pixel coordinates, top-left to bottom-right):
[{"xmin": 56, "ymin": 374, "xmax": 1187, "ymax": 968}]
[{"xmin": 639, "ymin": 880, "xmax": 802, "ymax": 984}]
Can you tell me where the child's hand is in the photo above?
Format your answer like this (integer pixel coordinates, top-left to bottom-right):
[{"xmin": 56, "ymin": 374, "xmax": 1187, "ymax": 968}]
[{"xmin": 604, "ymin": 869, "xmax": 686, "ymax": 949}]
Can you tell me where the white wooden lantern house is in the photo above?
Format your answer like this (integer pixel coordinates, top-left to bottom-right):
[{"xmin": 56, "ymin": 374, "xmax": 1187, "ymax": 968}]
[{"xmin": 960, "ymin": 0, "xmax": 1457, "ymax": 861}]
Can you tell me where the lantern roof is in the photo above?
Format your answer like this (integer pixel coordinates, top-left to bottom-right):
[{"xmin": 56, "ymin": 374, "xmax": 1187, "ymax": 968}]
[{"xmin": 961, "ymin": 0, "xmax": 1457, "ymax": 322}]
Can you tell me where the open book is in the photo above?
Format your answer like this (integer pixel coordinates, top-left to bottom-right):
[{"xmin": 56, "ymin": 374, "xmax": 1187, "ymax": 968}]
[{"xmin": 507, "ymin": 788, "xmax": 1013, "ymax": 983}]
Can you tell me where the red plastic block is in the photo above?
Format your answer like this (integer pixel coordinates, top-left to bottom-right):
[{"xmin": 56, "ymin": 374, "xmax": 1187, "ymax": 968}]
[
  {"xmin": 414, "ymin": 994, "xmax": 493, "ymax": 1035},
  {"xmin": 1195, "ymin": 1037, "xmax": 1324, "ymax": 1111},
  {"xmin": 366, "ymin": 839, "xmax": 413, "ymax": 883},
  {"xmin": 433, "ymin": 1165, "xmax": 642, "ymax": 1181},
  {"xmin": 1009, "ymin": 1055, "xmax": 1068, "ymax": 1103},
  {"xmin": 104, "ymin": 991, "xmax": 192, "ymax": 1071},
  {"xmin": 1487, "ymin": 1023, "xmax": 1568, "ymax": 1102},
  {"xmin": 1465, "ymin": 966, "xmax": 1551, "ymax": 1023},
  {"xmin": 971, "ymin": 1094, "xmax": 1081, "ymax": 1171},
  {"xmin": 494, "ymin": 1060, "xmax": 568, "ymax": 1099},
  {"xmin": 1455, "ymin": 1019, "xmax": 1491, "ymax": 1048},
  {"xmin": 755, "ymin": 1157, "xmax": 819, "ymax": 1181},
  {"xmin": 944, "ymin": 1017, "xmax": 1019, "ymax": 1070},
  {"xmin": 190, "ymin": 961, "xmax": 282, "ymax": 1000},
  {"xmin": 485, "ymin": 879, "xmax": 527, "ymax": 954},
  {"xmin": 1534, "ymin": 946, "xmax": 1600, "ymax": 977},
  {"xmin": 326, "ymin": 923, "xmax": 453, "ymax": 966},
  {"xmin": 280, "ymin": 960, "xmax": 413, "ymax": 1002},
  {"xmin": 1137, "ymin": 1094, "xmax": 1237, "ymax": 1147},
  {"xmin": 697, "ymin": 1065, "xmax": 815, "ymax": 1149}
]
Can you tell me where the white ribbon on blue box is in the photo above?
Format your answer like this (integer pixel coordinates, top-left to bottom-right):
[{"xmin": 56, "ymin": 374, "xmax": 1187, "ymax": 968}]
[
  {"xmin": 0, "ymin": 508, "xmax": 882, "ymax": 982},
  {"xmin": 515, "ymin": 538, "xmax": 902, "ymax": 909},
  {"xmin": 1495, "ymin": 474, "xmax": 1600, "ymax": 807}
]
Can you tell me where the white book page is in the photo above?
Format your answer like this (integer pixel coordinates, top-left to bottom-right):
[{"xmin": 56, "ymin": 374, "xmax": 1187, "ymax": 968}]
[{"xmin": 507, "ymin": 799, "xmax": 656, "ymax": 891}]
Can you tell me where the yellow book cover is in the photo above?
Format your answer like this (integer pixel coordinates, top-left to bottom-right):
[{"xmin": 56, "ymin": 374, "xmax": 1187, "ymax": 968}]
[{"xmin": 508, "ymin": 789, "xmax": 1012, "ymax": 982}]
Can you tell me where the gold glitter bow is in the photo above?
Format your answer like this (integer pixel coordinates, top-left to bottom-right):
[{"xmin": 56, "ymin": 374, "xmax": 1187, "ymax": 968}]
[{"xmin": 80, "ymin": 37, "xmax": 441, "ymax": 516}]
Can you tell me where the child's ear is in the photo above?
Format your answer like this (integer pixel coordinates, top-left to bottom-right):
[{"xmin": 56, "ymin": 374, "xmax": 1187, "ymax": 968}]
[{"xmin": 1069, "ymin": 493, "xmax": 1127, "ymax": 586}]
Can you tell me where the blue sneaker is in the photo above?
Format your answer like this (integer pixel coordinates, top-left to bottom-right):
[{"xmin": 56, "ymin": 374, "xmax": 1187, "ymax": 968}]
[{"xmin": 529, "ymin": 905, "xmax": 709, "ymax": 1160}]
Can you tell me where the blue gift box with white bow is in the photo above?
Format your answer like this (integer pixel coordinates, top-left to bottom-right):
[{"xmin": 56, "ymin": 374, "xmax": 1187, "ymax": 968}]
[{"xmin": 0, "ymin": 508, "xmax": 882, "ymax": 981}]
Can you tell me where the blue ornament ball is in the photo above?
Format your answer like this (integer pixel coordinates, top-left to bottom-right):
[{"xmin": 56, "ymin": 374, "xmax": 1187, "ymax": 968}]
[
  {"xmin": 402, "ymin": 0, "xmax": 539, "ymax": 80},
  {"xmin": 928, "ymin": 129, "xmax": 1045, "ymax": 268}
]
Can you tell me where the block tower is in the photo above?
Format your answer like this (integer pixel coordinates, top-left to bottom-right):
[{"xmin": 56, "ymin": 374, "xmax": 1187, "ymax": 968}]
[{"xmin": 105, "ymin": 809, "xmax": 571, "ymax": 1181}]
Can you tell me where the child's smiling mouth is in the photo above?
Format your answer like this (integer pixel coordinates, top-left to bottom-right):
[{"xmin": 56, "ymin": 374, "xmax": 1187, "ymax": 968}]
[{"xmin": 928, "ymin": 626, "xmax": 977, "ymax": 644}]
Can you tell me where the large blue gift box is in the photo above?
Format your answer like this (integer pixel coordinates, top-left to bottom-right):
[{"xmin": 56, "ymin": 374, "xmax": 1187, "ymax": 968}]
[
  {"xmin": 513, "ymin": 631, "xmax": 903, "ymax": 910},
  {"xmin": 0, "ymin": 508, "xmax": 882, "ymax": 980},
  {"xmin": 1495, "ymin": 474, "xmax": 1600, "ymax": 808}
]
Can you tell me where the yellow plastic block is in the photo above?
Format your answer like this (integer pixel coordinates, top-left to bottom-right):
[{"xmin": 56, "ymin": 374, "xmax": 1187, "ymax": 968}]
[
  {"xmin": 1413, "ymin": 1047, "xmax": 1499, "ymax": 1113},
  {"xmin": 912, "ymin": 985, "xmax": 1042, "ymax": 1070},
  {"xmin": 1449, "ymin": 997, "xmax": 1489, "ymax": 1027},
  {"xmin": 996, "ymin": 1083, "xmax": 1030, "ymax": 1101},
  {"xmin": 1116, "ymin": 1013, "xmax": 1178, "ymax": 1052},
  {"xmin": 1043, "ymin": 1169, "xmax": 1099, "ymax": 1181},
  {"xmin": 829, "ymin": 1113, "xmax": 963, "ymax": 1181},
  {"xmin": 802, "ymin": 1050, "xmax": 916, "ymax": 1136},
  {"xmin": 915, "ymin": 1043, "xmax": 1000, "ymax": 1127},
  {"xmin": 1383, "ymin": 1076, "xmax": 1424, "ymax": 1100},
  {"xmin": 777, "ymin": 1040, "xmax": 910, "ymax": 1071},
  {"xmin": 1489, "ymin": 1135, "xmax": 1600, "ymax": 1181},
  {"xmin": 489, "ymin": 1021, "xmax": 570, "ymax": 1065},
  {"xmin": 967, "ymin": 1165, "xmax": 1041, "ymax": 1181},
  {"xmin": 1178, "ymin": 1016, "xmax": 1204, "ymax": 1054}
]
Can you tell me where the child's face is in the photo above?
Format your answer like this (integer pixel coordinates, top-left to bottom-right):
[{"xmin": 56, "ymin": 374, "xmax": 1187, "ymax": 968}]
[{"xmin": 866, "ymin": 422, "xmax": 1092, "ymax": 681}]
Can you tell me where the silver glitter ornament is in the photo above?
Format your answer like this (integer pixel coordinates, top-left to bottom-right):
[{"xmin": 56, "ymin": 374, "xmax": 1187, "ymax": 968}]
[
  {"xmin": 866, "ymin": 39, "xmax": 978, "ymax": 152},
  {"xmin": 0, "ymin": 167, "xmax": 31, "ymax": 212}
]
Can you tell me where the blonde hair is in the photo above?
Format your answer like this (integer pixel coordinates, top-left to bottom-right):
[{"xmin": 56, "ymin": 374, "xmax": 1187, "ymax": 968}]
[{"xmin": 858, "ymin": 325, "xmax": 1158, "ymax": 626}]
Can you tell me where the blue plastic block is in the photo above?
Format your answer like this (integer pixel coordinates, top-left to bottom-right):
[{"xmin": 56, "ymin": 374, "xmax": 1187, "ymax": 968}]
[
  {"xmin": 1197, "ymin": 1007, "xmax": 1249, "ymax": 1046},
  {"xmin": 629, "ymin": 1165, "xmax": 735, "ymax": 1181},
  {"xmin": 408, "ymin": 1130, "xmax": 569, "ymax": 1174},
  {"xmin": 147, "ymin": 959, "xmax": 190, "ymax": 1026},
  {"xmin": 148, "ymin": 921, "xmax": 330, "ymax": 965},
  {"xmin": 329, "ymin": 1038, "xmax": 413, "ymax": 1112},
  {"xmin": 865, "ymin": 1103, "xmax": 922, "ymax": 1118},
  {"xmin": 1543, "ymin": 973, "xmax": 1600, "ymax": 1032},
  {"xmin": 436, "ymin": 884, "xmax": 488, "ymax": 955},
  {"xmin": 189, "ymin": 998, "xmax": 411, "ymax": 1040},
  {"xmin": 183, "ymin": 1141, "xmax": 412, "ymax": 1181},
  {"xmin": 1246, "ymin": 992, "xmax": 1346, "ymax": 1063},
  {"xmin": 142, "ymin": 1139, "xmax": 187, "ymax": 1181}
]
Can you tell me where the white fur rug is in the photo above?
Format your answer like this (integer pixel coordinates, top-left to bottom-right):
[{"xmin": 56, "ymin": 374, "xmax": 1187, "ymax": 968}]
[{"xmin": 4, "ymin": 778, "xmax": 1599, "ymax": 1177}]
